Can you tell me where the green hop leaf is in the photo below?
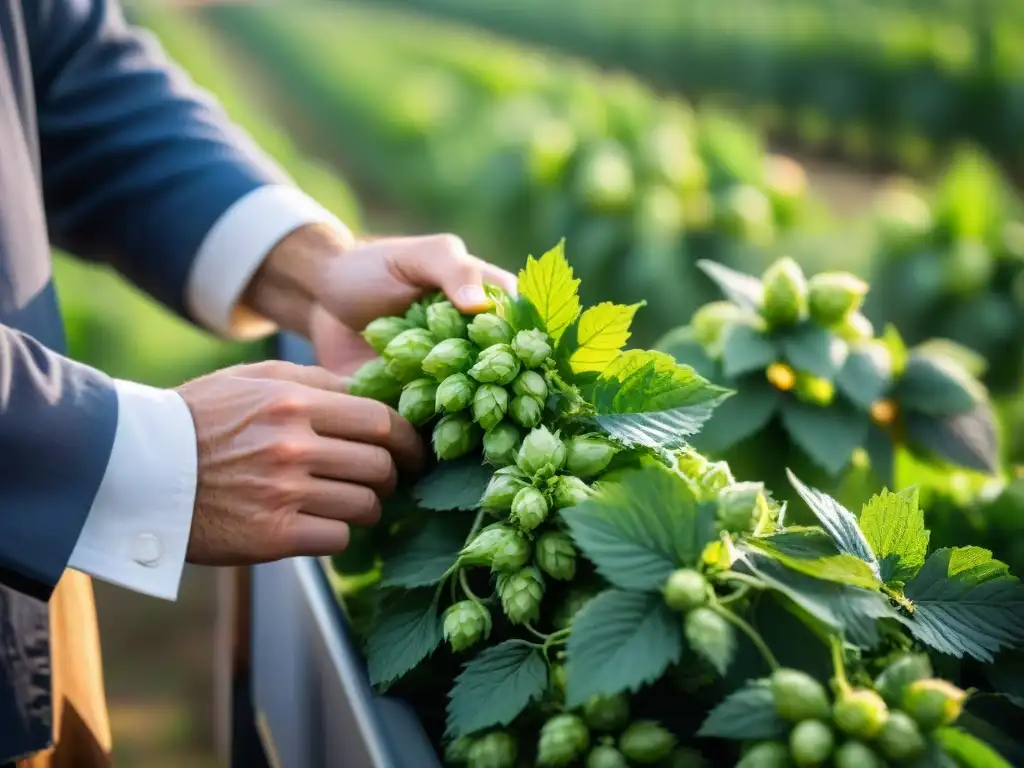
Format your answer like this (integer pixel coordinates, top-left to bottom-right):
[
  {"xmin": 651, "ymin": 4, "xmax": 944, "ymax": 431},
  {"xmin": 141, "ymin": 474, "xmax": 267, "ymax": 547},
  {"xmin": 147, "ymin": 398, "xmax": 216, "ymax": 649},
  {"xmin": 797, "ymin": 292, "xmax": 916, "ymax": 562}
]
[
  {"xmin": 552, "ymin": 588, "xmax": 598, "ymax": 631},
  {"xmin": 398, "ymin": 378, "xmax": 438, "ymax": 426},
  {"xmin": 551, "ymin": 475, "xmax": 593, "ymax": 509},
  {"xmin": 716, "ymin": 481, "xmax": 766, "ymax": 534},
  {"xmin": 901, "ymin": 679, "xmax": 966, "ymax": 731},
  {"xmin": 436, "ymin": 372, "xmax": 477, "ymax": 413},
  {"xmin": 537, "ymin": 714, "xmax": 590, "ymax": 767},
  {"xmin": 876, "ymin": 711, "xmax": 926, "ymax": 761},
  {"xmin": 443, "ymin": 600, "xmax": 492, "ymax": 653},
  {"xmin": 771, "ymin": 669, "xmax": 831, "ymax": 722},
  {"xmin": 833, "ymin": 689, "xmax": 888, "ymax": 739},
  {"xmin": 468, "ymin": 312, "xmax": 515, "ymax": 348},
  {"xmin": 483, "ymin": 422, "xmax": 521, "ymax": 468},
  {"xmin": 586, "ymin": 745, "xmax": 629, "ymax": 768},
  {"xmin": 497, "ymin": 567, "xmax": 545, "ymax": 625},
  {"xmin": 426, "ymin": 300, "xmax": 468, "ymax": 340},
  {"xmin": 363, "ymin": 316, "xmax": 413, "ymax": 353},
  {"xmin": 433, "ymin": 414, "xmax": 481, "ymax": 460},
  {"xmin": 834, "ymin": 741, "xmax": 884, "ymax": 768},
  {"xmin": 510, "ymin": 395, "xmax": 544, "ymax": 428},
  {"xmin": 466, "ymin": 731, "xmax": 517, "ymax": 768},
  {"xmin": 510, "ymin": 486, "xmax": 549, "ymax": 531},
  {"xmin": 480, "ymin": 467, "xmax": 530, "ymax": 513},
  {"xmin": 737, "ymin": 741, "xmax": 790, "ymax": 768},
  {"xmin": 512, "ymin": 329, "xmax": 553, "ymax": 368},
  {"xmin": 516, "ymin": 425, "xmax": 567, "ymax": 477},
  {"xmin": 536, "ymin": 531, "xmax": 577, "ymax": 581},
  {"xmin": 662, "ymin": 569, "xmax": 709, "ymax": 611},
  {"xmin": 807, "ymin": 271, "xmax": 869, "ymax": 325},
  {"xmin": 422, "ymin": 337, "xmax": 477, "ymax": 380},
  {"xmin": 582, "ymin": 693, "xmax": 630, "ymax": 733},
  {"xmin": 789, "ymin": 719, "xmax": 834, "ymax": 768},
  {"xmin": 383, "ymin": 327, "xmax": 437, "ymax": 381},
  {"xmin": 565, "ymin": 435, "xmax": 619, "ymax": 478},
  {"xmin": 512, "ymin": 370, "xmax": 548, "ymax": 400},
  {"xmin": 619, "ymin": 721, "xmax": 677, "ymax": 764},
  {"xmin": 874, "ymin": 653, "xmax": 933, "ymax": 708},
  {"xmin": 858, "ymin": 487, "xmax": 928, "ymax": 584},
  {"xmin": 460, "ymin": 524, "xmax": 531, "ymax": 573},
  {"xmin": 761, "ymin": 256, "xmax": 808, "ymax": 328},
  {"xmin": 472, "ymin": 384, "xmax": 510, "ymax": 430},
  {"xmin": 348, "ymin": 358, "xmax": 403, "ymax": 403},
  {"xmin": 685, "ymin": 607, "xmax": 735, "ymax": 675},
  {"xmin": 365, "ymin": 589, "xmax": 441, "ymax": 686},
  {"xmin": 698, "ymin": 682, "xmax": 789, "ymax": 741},
  {"xmin": 470, "ymin": 344, "xmax": 522, "ymax": 385}
]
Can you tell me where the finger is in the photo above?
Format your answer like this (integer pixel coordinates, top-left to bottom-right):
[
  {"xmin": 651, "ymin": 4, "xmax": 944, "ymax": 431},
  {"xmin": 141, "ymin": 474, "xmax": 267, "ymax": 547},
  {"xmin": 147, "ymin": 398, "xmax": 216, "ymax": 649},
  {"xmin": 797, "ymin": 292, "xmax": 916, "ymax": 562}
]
[
  {"xmin": 309, "ymin": 304, "xmax": 378, "ymax": 376},
  {"xmin": 282, "ymin": 514, "xmax": 351, "ymax": 558},
  {"xmin": 308, "ymin": 437, "xmax": 398, "ymax": 497},
  {"xmin": 385, "ymin": 234, "xmax": 496, "ymax": 314},
  {"xmin": 476, "ymin": 257, "xmax": 519, "ymax": 299},
  {"xmin": 300, "ymin": 477, "xmax": 383, "ymax": 526},
  {"xmin": 235, "ymin": 360, "xmax": 347, "ymax": 392},
  {"xmin": 307, "ymin": 392, "xmax": 425, "ymax": 473}
]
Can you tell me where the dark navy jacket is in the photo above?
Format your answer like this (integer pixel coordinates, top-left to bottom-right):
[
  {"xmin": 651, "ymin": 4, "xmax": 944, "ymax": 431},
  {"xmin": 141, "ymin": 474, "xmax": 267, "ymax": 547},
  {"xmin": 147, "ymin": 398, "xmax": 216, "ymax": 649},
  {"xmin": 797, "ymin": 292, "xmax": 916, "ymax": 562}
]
[{"xmin": 0, "ymin": 1, "xmax": 285, "ymax": 759}]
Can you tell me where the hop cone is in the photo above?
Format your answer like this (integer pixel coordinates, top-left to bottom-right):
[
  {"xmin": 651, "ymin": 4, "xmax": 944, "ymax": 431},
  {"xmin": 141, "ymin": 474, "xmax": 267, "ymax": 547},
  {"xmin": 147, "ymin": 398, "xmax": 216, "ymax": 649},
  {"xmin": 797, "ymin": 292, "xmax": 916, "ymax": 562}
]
[
  {"xmin": 497, "ymin": 567, "xmax": 545, "ymax": 625},
  {"xmin": 480, "ymin": 467, "xmax": 530, "ymax": 513},
  {"xmin": 362, "ymin": 316, "xmax": 412, "ymax": 354},
  {"xmin": 565, "ymin": 435, "xmax": 618, "ymax": 478},
  {"xmin": 422, "ymin": 338, "xmax": 476, "ymax": 380},
  {"xmin": 469, "ymin": 344, "xmax": 520, "ymax": 385},
  {"xmin": 510, "ymin": 395, "xmax": 544, "ymax": 428},
  {"xmin": 511, "ymin": 486, "xmax": 549, "ymax": 531},
  {"xmin": 716, "ymin": 482, "xmax": 765, "ymax": 534},
  {"xmin": 760, "ymin": 256, "xmax": 807, "ymax": 328},
  {"xmin": 442, "ymin": 600, "xmax": 491, "ymax": 652},
  {"xmin": 618, "ymin": 721, "xmax": 677, "ymax": 764},
  {"xmin": 902, "ymin": 679, "xmax": 966, "ymax": 731},
  {"xmin": 663, "ymin": 569, "xmax": 708, "ymax": 611},
  {"xmin": 808, "ymin": 272, "xmax": 868, "ymax": 325},
  {"xmin": 876, "ymin": 711, "xmax": 926, "ymax": 760},
  {"xmin": 348, "ymin": 359, "xmax": 403, "ymax": 402},
  {"xmin": 691, "ymin": 301, "xmax": 747, "ymax": 350},
  {"xmin": 771, "ymin": 669, "xmax": 831, "ymax": 722},
  {"xmin": 582, "ymin": 693, "xmax": 629, "ymax": 732},
  {"xmin": 537, "ymin": 714, "xmax": 590, "ymax": 767},
  {"xmin": 586, "ymin": 745, "xmax": 628, "ymax": 768},
  {"xmin": 736, "ymin": 742, "xmax": 789, "ymax": 768},
  {"xmin": 472, "ymin": 384, "xmax": 510, "ymax": 431},
  {"xmin": 512, "ymin": 370, "xmax": 548, "ymax": 400},
  {"xmin": 833, "ymin": 689, "xmax": 888, "ymax": 739},
  {"xmin": 426, "ymin": 300, "xmax": 468, "ymax": 340},
  {"xmin": 398, "ymin": 378, "xmax": 437, "ymax": 426},
  {"xmin": 460, "ymin": 524, "xmax": 530, "ymax": 573},
  {"xmin": 483, "ymin": 422, "xmax": 521, "ymax": 468},
  {"xmin": 536, "ymin": 531, "xmax": 577, "ymax": 581},
  {"xmin": 466, "ymin": 732, "xmax": 516, "ymax": 768},
  {"xmin": 436, "ymin": 372, "xmax": 476, "ymax": 413},
  {"xmin": 789, "ymin": 720, "xmax": 834, "ymax": 767},
  {"xmin": 552, "ymin": 475, "xmax": 592, "ymax": 509},
  {"xmin": 511, "ymin": 329, "xmax": 552, "ymax": 368},
  {"xmin": 516, "ymin": 426, "xmax": 567, "ymax": 477},
  {"xmin": 383, "ymin": 328, "xmax": 436, "ymax": 381},
  {"xmin": 432, "ymin": 414, "xmax": 480, "ymax": 460},
  {"xmin": 404, "ymin": 300, "xmax": 430, "ymax": 329},
  {"xmin": 698, "ymin": 461, "xmax": 734, "ymax": 499},
  {"xmin": 467, "ymin": 312, "xmax": 514, "ymax": 348}
]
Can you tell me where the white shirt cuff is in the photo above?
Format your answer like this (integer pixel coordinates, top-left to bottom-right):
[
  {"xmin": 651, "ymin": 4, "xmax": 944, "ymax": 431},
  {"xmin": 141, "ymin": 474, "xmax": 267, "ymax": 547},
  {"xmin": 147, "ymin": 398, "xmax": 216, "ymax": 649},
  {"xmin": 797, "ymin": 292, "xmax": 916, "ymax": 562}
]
[
  {"xmin": 185, "ymin": 184, "xmax": 346, "ymax": 341},
  {"xmin": 67, "ymin": 381, "xmax": 198, "ymax": 601}
]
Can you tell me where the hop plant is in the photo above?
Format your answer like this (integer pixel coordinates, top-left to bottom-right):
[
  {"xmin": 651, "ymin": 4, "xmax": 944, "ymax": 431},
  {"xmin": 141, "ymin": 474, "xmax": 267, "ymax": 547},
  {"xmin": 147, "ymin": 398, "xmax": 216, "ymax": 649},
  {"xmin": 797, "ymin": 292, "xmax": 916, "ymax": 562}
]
[
  {"xmin": 901, "ymin": 678, "xmax": 966, "ymax": 731},
  {"xmin": 362, "ymin": 316, "xmax": 412, "ymax": 353},
  {"xmin": 771, "ymin": 669, "xmax": 831, "ymax": 722},
  {"xmin": 511, "ymin": 329, "xmax": 552, "ymax": 367},
  {"xmin": 832, "ymin": 689, "xmax": 888, "ymax": 739},
  {"xmin": 433, "ymin": 413, "xmax": 481, "ymax": 460},
  {"xmin": 875, "ymin": 711, "xmax": 926, "ymax": 760},
  {"xmin": 789, "ymin": 719, "xmax": 834, "ymax": 767},
  {"xmin": 469, "ymin": 344, "xmax": 521, "ymax": 385},
  {"xmin": 874, "ymin": 654, "xmax": 933, "ymax": 708},
  {"xmin": 586, "ymin": 745, "xmax": 629, "ymax": 768},
  {"xmin": 443, "ymin": 600, "xmax": 492, "ymax": 652},
  {"xmin": 834, "ymin": 741, "xmax": 885, "ymax": 768},
  {"xmin": 582, "ymin": 693, "xmax": 630, "ymax": 732},
  {"xmin": 535, "ymin": 531, "xmax": 578, "ymax": 581},
  {"xmin": 618, "ymin": 721, "xmax": 677, "ymax": 763},
  {"xmin": 510, "ymin": 486, "xmax": 550, "ymax": 531},
  {"xmin": 383, "ymin": 327, "xmax": 436, "ymax": 381},
  {"xmin": 715, "ymin": 482, "xmax": 765, "ymax": 534},
  {"xmin": 482, "ymin": 422, "xmax": 521, "ymax": 467},
  {"xmin": 510, "ymin": 395, "xmax": 544, "ymax": 428},
  {"xmin": 663, "ymin": 569, "xmax": 709, "ymax": 611},
  {"xmin": 480, "ymin": 467, "xmax": 530, "ymax": 512},
  {"xmin": 436, "ymin": 372, "xmax": 477, "ymax": 413},
  {"xmin": 460, "ymin": 524, "xmax": 531, "ymax": 573},
  {"xmin": 760, "ymin": 256, "xmax": 808, "ymax": 328},
  {"xmin": 565, "ymin": 435, "xmax": 619, "ymax": 478},
  {"xmin": 422, "ymin": 337, "xmax": 477, "ymax": 380},
  {"xmin": 426, "ymin": 300, "xmax": 468, "ymax": 340},
  {"xmin": 398, "ymin": 378, "xmax": 437, "ymax": 426},
  {"xmin": 467, "ymin": 313, "xmax": 514, "ymax": 348},
  {"xmin": 496, "ymin": 566, "xmax": 545, "ymax": 624},
  {"xmin": 736, "ymin": 741, "xmax": 789, "ymax": 768},
  {"xmin": 517, "ymin": 426, "xmax": 567, "ymax": 477},
  {"xmin": 551, "ymin": 475, "xmax": 592, "ymax": 508},
  {"xmin": 472, "ymin": 384, "xmax": 510, "ymax": 431},
  {"xmin": 466, "ymin": 731, "xmax": 516, "ymax": 768},
  {"xmin": 512, "ymin": 370, "xmax": 548, "ymax": 401},
  {"xmin": 807, "ymin": 272, "xmax": 868, "ymax": 325},
  {"xmin": 537, "ymin": 714, "xmax": 590, "ymax": 767},
  {"xmin": 348, "ymin": 358, "xmax": 402, "ymax": 402}
]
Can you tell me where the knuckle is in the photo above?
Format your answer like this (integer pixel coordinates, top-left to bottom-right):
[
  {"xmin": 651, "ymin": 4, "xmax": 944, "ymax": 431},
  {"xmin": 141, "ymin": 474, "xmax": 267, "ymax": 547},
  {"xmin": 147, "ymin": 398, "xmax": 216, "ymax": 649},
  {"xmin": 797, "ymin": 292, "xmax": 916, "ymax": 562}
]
[
  {"xmin": 264, "ymin": 438, "xmax": 311, "ymax": 468},
  {"xmin": 255, "ymin": 477, "xmax": 302, "ymax": 510},
  {"xmin": 264, "ymin": 391, "xmax": 310, "ymax": 422},
  {"xmin": 433, "ymin": 233, "xmax": 467, "ymax": 259}
]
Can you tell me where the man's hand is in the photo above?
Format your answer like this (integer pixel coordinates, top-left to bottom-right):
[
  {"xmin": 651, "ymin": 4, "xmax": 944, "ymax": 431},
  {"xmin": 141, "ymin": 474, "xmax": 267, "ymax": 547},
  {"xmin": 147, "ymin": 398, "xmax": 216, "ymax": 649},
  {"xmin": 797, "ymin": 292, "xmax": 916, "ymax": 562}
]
[
  {"xmin": 176, "ymin": 360, "xmax": 424, "ymax": 564},
  {"xmin": 242, "ymin": 225, "xmax": 518, "ymax": 374}
]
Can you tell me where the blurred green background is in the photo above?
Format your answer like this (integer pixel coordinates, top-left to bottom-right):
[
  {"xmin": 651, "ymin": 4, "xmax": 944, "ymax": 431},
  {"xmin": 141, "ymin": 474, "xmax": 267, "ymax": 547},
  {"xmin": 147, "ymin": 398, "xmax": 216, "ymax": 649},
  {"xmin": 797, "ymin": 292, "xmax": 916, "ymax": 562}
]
[{"xmin": 51, "ymin": 0, "xmax": 1024, "ymax": 764}]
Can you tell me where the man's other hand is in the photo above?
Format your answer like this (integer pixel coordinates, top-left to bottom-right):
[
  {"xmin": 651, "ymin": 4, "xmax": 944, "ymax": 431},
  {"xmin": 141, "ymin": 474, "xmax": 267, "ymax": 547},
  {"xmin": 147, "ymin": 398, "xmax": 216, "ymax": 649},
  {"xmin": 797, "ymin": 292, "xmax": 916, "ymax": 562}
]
[{"xmin": 176, "ymin": 360, "xmax": 424, "ymax": 564}]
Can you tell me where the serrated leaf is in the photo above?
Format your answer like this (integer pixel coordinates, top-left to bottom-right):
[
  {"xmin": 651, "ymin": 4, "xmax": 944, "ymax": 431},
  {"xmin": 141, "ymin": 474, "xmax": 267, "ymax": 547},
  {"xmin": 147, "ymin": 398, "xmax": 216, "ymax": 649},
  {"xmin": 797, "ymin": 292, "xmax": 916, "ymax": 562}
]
[
  {"xmin": 787, "ymin": 471, "xmax": 879, "ymax": 570},
  {"xmin": 934, "ymin": 727, "xmax": 1013, "ymax": 768},
  {"xmin": 745, "ymin": 535, "xmax": 881, "ymax": 591},
  {"xmin": 913, "ymin": 338, "xmax": 988, "ymax": 378},
  {"xmin": 859, "ymin": 487, "xmax": 929, "ymax": 584},
  {"xmin": 568, "ymin": 301, "xmax": 643, "ymax": 374},
  {"xmin": 779, "ymin": 323, "xmax": 849, "ymax": 380},
  {"xmin": 517, "ymin": 240, "xmax": 581, "ymax": 344},
  {"xmin": 380, "ymin": 517, "xmax": 466, "ymax": 588},
  {"xmin": 835, "ymin": 342, "xmax": 893, "ymax": 409},
  {"xmin": 561, "ymin": 464, "xmax": 717, "ymax": 591},
  {"xmin": 904, "ymin": 405, "xmax": 999, "ymax": 475},
  {"xmin": 780, "ymin": 399, "xmax": 870, "ymax": 476},
  {"xmin": 592, "ymin": 350, "xmax": 731, "ymax": 450},
  {"xmin": 899, "ymin": 547, "xmax": 1024, "ymax": 662},
  {"xmin": 897, "ymin": 353, "xmax": 983, "ymax": 416},
  {"xmin": 737, "ymin": 551, "xmax": 894, "ymax": 648},
  {"xmin": 696, "ymin": 259, "xmax": 764, "ymax": 313},
  {"xmin": 696, "ymin": 680, "xmax": 788, "ymax": 740},
  {"xmin": 445, "ymin": 641, "xmax": 548, "ymax": 739},
  {"xmin": 721, "ymin": 322, "xmax": 777, "ymax": 378},
  {"xmin": 691, "ymin": 377, "xmax": 781, "ymax": 454},
  {"xmin": 414, "ymin": 458, "xmax": 495, "ymax": 511},
  {"xmin": 366, "ymin": 589, "xmax": 441, "ymax": 686},
  {"xmin": 565, "ymin": 589, "xmax": 683, "ymax": 707}
]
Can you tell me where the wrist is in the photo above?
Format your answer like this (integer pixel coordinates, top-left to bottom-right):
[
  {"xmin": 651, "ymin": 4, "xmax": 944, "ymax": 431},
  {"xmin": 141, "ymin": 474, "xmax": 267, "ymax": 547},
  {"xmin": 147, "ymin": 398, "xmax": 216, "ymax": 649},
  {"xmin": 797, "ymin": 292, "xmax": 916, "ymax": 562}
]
[{"xmin": 242, "ymin": 222, "xmax": 354, "ymax": 338}]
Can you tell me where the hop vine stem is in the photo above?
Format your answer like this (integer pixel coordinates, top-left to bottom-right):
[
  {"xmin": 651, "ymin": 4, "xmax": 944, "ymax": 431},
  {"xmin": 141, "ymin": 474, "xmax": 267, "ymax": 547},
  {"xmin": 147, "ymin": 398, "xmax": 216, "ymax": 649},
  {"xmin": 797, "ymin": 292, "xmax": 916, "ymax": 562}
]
[
  {"xmin": 710, "ymin": 603, "xmax": 779, "ymax": 672},
  {"xmin": 830, "ymin": 635, "xmax": 852, "ymax": 696}
]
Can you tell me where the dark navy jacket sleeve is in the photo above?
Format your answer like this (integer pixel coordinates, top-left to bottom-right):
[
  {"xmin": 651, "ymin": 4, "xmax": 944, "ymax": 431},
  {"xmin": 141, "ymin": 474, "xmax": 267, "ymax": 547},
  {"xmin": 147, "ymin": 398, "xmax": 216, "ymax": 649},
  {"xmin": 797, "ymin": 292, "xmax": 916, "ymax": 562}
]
[
  {"xmin": 25, "ymin": 0, "xmax": 290, "ymax": 317},
  {"xmin": 0, "ymin": 322, "xmax": 118, "ymax": 602}
]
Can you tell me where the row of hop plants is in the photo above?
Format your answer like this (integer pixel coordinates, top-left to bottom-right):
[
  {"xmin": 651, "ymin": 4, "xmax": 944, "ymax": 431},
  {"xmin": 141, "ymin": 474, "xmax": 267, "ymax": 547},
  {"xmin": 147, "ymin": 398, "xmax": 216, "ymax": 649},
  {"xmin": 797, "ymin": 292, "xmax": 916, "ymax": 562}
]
[
  {"xmin": 333, "ymin": 242, "xmax": 1024, "ymax": 767},
  {"xmin": 371, "ymin": 0, "xmax": 1024, "ymax": 174},
  {"xmin": 200, "ymin": 1, "xmax": 816, "ymax": 346}
]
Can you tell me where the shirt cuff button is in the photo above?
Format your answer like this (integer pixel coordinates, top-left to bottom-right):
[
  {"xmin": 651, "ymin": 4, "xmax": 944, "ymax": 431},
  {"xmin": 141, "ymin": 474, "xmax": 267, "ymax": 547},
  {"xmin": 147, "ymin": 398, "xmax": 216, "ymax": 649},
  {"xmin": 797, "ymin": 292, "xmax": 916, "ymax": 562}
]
[{"xmin": 133, "ymin": 533, "xmax": 164, "ymax": 567}]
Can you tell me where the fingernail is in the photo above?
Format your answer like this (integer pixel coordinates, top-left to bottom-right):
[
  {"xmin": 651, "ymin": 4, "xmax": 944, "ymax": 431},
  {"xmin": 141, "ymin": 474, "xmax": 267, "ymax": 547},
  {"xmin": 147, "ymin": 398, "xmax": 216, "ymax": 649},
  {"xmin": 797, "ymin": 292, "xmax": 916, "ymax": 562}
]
[{"xmin": 456, "ymin": 285, "xmax": 488, "ymax": 309}]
